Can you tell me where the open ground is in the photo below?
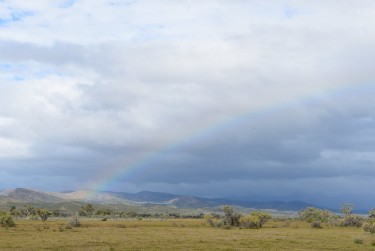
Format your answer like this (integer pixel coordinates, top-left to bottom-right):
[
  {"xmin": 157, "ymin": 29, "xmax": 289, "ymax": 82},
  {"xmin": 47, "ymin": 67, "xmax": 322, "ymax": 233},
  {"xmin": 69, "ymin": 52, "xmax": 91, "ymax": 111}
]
[{"xmin": 1, "ymin": 219, "xmax": 375, "ymax": 250}]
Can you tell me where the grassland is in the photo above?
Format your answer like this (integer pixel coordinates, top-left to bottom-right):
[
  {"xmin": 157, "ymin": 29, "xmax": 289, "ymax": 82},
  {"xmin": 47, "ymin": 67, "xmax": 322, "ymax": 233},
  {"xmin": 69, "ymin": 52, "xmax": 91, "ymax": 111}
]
[{"xmin": 1, "ymin": 218, "xmax": 374, "ymax": 250}]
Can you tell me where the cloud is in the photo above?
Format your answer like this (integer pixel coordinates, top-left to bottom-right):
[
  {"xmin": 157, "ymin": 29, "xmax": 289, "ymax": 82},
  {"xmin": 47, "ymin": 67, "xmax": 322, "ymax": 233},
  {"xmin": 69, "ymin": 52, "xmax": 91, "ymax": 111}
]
[{"xmin": 0, "ymin": 1, "xmax": 375, "ymax": 208}]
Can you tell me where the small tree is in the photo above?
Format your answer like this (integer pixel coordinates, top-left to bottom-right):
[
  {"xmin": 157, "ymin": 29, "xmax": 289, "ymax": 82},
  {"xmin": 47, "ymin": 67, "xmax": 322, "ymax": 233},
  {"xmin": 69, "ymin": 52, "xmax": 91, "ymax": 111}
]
[
  {"xmin": 21, "ymin": 205, "xmax": 36, "ymax": 218},
  {"xmin": 341, "ymin": 203, "xmax": 354, "ymax": 217},
  {"xmin": 251, "ymin": 211, "xmax": 272, "ymax": 227},
  {"xmin": 239, "ymin": 211, "xmax": 272, "ymax": 229},
  {"xmin": 222, "ymin": 205, "xmax": 241, "ymax": 227},
  {"xmin": 36, "ymin": 209, "xmax": 51, "ymax": 221},
  {"xmin": 298, "ymin": 207, "xmax": 337, "ymax": 223}
]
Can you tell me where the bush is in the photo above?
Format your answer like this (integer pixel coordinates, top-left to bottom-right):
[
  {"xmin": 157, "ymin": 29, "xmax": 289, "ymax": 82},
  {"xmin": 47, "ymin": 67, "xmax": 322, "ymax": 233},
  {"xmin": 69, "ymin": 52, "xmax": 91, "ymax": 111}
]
[
  {"xmin": 204, "ymin": 214, "xmax": 225, "ymax": 228},
  {"xmin": 310, "ymin": 221, "xmax": 322, "ymax": 228},
  {"xmin": 364, "ymin": 222, "xmax": 375, "ymax": 234},
  {"xmin": 354, "ymin": 238, "xmax": 364, "ymax": 244},
  {"xmin": 0, "ymin": 214, "xmax": 16, "ymax": 227},
  {"xmin": 339, "ymin": 216, "xmax": 363, "ymax": 227},
  {"xmin": 239, "ymin": 211, "xmax": 271, "ymax": 229},
  {"xmin": 222, "ymin": 206, "xmax": 241, "ymax": 227},
  {"xmin": 204, "ymin": 214, "xmax": 214, "ymax": 226},
  {"xmin": 67, "ymin": 214, "xmax": 81, "ymax": 228},
  {"xmin": 36, "ymin": 209, "xmax": 51, "ymax": 221},
  {"xmin": 251, "ymin": 211, "xmax": 271, "ymax": 227},
  {"xmin": 239, "ymin": 215, "xmax": 261, "ymax": 229},
  {"xmin": 298, "ymin": 207, "xmax": 337, "ymax": 223}
]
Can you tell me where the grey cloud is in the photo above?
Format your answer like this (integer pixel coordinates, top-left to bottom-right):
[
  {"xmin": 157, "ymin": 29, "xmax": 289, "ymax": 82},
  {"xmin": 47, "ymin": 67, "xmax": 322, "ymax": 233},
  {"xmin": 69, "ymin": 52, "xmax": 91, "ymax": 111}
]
[{"xmin": 0, "ymin": 1, "xmax": 375, "ymax": 207}]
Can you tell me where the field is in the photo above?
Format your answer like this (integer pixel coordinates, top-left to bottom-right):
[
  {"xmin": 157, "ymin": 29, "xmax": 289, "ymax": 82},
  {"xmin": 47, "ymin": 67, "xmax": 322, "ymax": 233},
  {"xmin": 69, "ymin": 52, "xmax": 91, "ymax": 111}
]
[{"xmin": 1, "ymin": 219, "xmax": 375, "ymax": 250}]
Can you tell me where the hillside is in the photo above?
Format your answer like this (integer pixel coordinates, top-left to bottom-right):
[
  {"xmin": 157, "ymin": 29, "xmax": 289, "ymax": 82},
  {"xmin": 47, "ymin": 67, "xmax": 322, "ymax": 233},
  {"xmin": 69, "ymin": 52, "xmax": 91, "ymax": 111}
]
[{"xmin": 0, "ymin": 188, "xmax": 316, "ymax": 212}]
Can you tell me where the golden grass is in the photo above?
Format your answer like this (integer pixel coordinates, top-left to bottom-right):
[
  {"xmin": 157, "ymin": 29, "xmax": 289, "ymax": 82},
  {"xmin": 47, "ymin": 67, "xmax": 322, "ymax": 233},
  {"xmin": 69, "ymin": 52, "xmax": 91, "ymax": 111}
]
[{"xmin": 0, "ymin": 219, "xmax": 374, "ymax": 250}]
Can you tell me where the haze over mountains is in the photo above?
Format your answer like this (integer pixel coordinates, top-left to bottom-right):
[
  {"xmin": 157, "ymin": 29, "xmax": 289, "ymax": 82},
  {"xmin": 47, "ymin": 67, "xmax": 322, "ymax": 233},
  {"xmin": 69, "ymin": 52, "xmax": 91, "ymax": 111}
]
[{"xmin": 0, "ymin": 188, "xmax": 318, "ymax": 212}]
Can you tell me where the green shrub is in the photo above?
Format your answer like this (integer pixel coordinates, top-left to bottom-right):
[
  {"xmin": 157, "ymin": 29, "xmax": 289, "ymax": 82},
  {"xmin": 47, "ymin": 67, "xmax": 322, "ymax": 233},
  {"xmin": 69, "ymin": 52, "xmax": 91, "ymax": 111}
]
[
  {"xmin": 251, "ymin": 211, "xmax": 271, "ymax": 227},
  {"xmin": 239, "ymin": 211, "xmax": 271, "ymax": 229},
  {"xmin": 36, "ymin": 209, "xmax": 51, "ymax": 221},
  {"xmin": 0, "ymin": 214, "xmax": 16, "ymax": 227},
  {"xmin": 205, "ymin": 214, "xmax": 224, "ymax": 228},
  {"xmin": 298, "ymin": 207, "xmax": 337, "ymax": 223}
]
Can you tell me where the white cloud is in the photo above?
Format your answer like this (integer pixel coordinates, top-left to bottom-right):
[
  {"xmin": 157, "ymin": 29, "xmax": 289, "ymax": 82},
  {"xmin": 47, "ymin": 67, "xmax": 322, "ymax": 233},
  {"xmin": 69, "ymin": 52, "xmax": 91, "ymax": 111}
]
[
  {"xmin": 0, "ymin": 1, "xmax": 375, "ymax": 203},
  {"xmin": 0, "ymin": 137, "xmax": 30, "ymax": 158}
]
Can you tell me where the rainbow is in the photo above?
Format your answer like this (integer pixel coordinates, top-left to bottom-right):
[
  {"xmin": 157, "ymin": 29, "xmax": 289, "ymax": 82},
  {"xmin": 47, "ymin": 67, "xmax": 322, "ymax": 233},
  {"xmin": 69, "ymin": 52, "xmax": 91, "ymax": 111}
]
[{"xmin": 84, "ymin": 82, "xmax": 374, "ymax": 199}]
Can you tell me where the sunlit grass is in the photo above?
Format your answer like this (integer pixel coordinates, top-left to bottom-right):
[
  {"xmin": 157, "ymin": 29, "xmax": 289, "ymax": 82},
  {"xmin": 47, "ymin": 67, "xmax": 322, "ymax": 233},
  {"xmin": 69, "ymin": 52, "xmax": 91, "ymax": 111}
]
[{"xmin": 1, "ymin": 219, "xmax": 374, "ymax": 250}]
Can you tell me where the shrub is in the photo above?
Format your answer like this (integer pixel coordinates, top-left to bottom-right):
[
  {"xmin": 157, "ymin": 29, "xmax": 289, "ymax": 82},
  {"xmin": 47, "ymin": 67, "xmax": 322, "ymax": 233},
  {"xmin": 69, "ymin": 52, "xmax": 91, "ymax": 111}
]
[
  {"xmin": 239, "ymin": 215, "xmax": 261, "ymax": 229},
  {"xmin": 369, "ymin": 208, "xmax": 375, "ymax": 219},
  {"xmin": 339, "ymin": 216, "xmax": 363, "ymax": 227},
  {"xmin": 298, "ymin": 207, "xmax": 337, "ymax": 223},
  {"xmin": 36, "ymin": 209, "xmax": 51, "ymax": 221},
  {"xmin": 222, "ymin": 206, "xmax": 241, "ymax": 227},
  {"xmin": 239, "ymin": 211, "xmax": 272, "ymax": 229},
  {"xmin": 364, "ymin": 222, "xmax": 375, "ymax": 234},
  {"xmin": 204, "ymin": 214, "xmax": 214, "ymax": 226},
  {"xmin": 205, "ymin": 215, "xmax": 225, "ymax": 228},
  {"xmin": 251, "ymin": 211, "xmax": 271, "ymax": 227},
  {"xmin": 310, "ymin": 221, "xmax": 322, "ymax": 228},
  {"xmin": 67, "ymin": 214, "xmax": 81, "ymax": 228},
  {"xmin": 79, "ymin": 203, "xmax": 95, "ymax": 217},
  {"xmin": 0, "ymin": 214, "xmax": 16, "ymax": 227},
  {"xmin": 354, "ymin": 238, "xmax": 364, "ymax": 244}
]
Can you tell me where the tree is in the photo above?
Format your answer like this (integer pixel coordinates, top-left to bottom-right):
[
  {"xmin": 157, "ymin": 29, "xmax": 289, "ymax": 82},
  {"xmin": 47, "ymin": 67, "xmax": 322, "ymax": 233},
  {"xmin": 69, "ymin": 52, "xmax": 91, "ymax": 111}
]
[
  {"xmin": 341, "ymin": 203, "xmax": 354, "ymax": 217},
  {"xmin": 369, "ymin": 208, "xmax": 375, "ymax": 219},
  {"xmin": 239, "ymin": 211, "xmax": 272, "ymax": 229},
  {"xmin": 79, "ymin": 203, "xmax": 95, "ymax": 217},
  {"xmin": 222, "ymin": 205, "xmax": 240, "ymax": 227},
  {"xmin": 36, "ymin": 209, "xmax": 51, "ymax": 221},
  {"xmin": 20, "ymin": 205, "xmax": 36, "ymax": 217},
  {"xmin": 298, "ymin": 207, "xmax": 336, "ymax": 223},
  {"xmin": 251, "ymin": 211, "xmax": 272, "ymax": 227}
]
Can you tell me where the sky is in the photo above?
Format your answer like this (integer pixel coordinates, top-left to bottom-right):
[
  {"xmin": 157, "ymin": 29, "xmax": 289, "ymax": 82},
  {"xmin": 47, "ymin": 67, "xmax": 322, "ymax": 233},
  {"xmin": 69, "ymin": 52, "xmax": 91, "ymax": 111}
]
[{"xmin": 0, "ymin": 0, "xmax": 375, "ymax": 209}]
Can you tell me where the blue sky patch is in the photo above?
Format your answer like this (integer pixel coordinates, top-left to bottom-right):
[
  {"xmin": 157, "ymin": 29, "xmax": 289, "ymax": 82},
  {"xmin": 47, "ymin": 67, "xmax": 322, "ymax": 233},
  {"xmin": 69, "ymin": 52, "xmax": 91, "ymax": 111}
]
[{"xmin": 59, "ymin": 0, "xmax": 76, "ymax": 9}]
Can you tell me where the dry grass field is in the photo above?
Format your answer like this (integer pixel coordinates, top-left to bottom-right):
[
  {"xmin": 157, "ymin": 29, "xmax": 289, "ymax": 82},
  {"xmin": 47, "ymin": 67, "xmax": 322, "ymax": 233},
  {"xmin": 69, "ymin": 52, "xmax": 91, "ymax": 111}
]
[{"xmin": 1, "ymin": 219, "xmax": 375, "ymax": 250}]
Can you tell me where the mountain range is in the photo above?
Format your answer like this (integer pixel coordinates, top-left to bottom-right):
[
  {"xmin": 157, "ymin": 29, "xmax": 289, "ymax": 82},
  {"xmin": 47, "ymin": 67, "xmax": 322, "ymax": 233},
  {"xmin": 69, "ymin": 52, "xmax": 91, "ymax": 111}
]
[{"xmin": 0, "ymin": 188, "xmax": 316, "ymax": 212}]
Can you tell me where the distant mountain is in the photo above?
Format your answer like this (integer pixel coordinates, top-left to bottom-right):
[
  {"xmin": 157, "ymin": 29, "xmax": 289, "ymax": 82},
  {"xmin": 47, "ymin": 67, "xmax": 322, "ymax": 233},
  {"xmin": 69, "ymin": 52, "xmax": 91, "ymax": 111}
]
[
  {"xmin": 0, "ymin": 188, "xmax": 317, "ymax": 211},
  {"xmin": 0, "ymin": 188, "xmax": 65, "ymax": 203}
]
